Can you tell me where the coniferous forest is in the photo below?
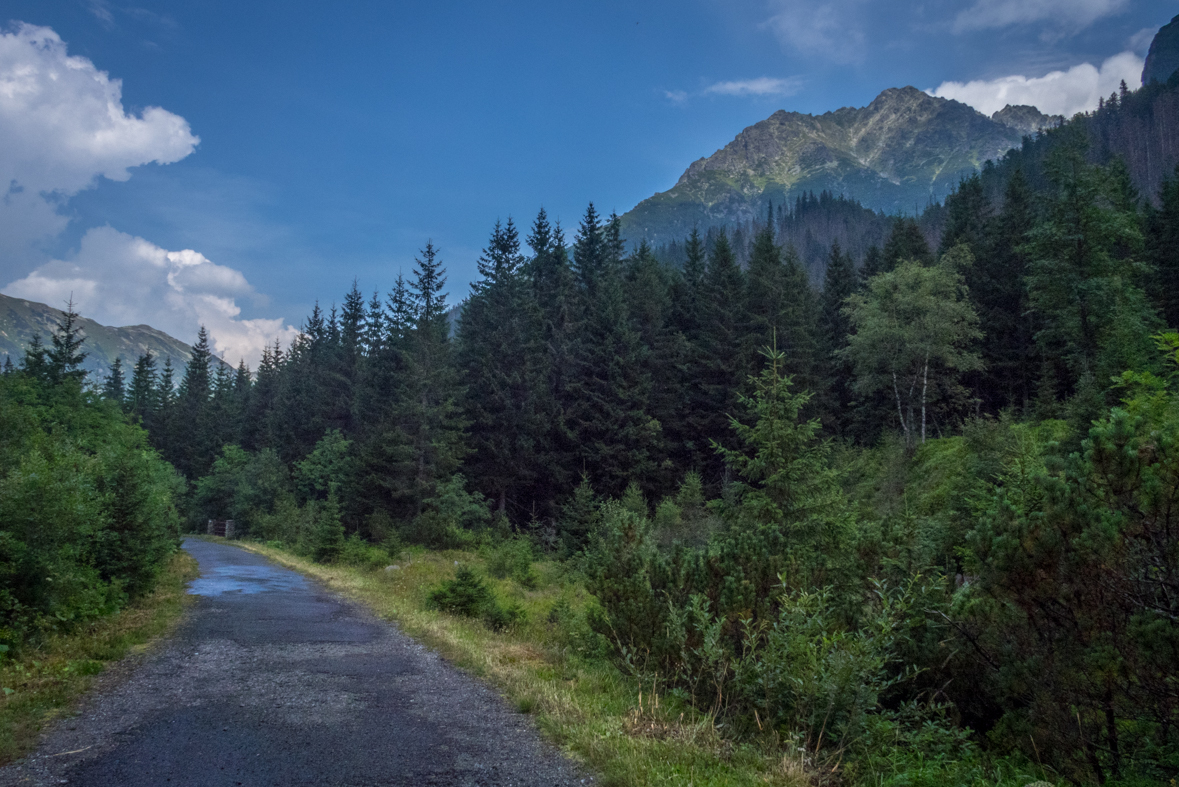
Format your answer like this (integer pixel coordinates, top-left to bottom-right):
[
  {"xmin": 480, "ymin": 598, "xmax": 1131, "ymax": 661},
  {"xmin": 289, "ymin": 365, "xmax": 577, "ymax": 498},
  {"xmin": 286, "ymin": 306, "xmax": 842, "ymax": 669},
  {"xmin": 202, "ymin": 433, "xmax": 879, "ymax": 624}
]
[{"xmin": 5, "ymin": 80, "xmax": 1179, "ymax": 785}]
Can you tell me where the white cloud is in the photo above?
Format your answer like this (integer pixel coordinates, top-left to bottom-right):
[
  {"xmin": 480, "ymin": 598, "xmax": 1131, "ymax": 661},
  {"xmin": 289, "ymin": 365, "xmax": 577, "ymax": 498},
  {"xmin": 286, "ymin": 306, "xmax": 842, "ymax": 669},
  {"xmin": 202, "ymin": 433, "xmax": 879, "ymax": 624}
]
[
  {"xmin": 703, "ymin": 77, "xmax": 803, "ymax": 97},
  {"xmin": 1129, "ymin": 26, "xmax": 1159, "ymax": 56},
  {"xmin": 664, "ymin": 89, "xmax": 689, "ymax": 104},
  {"xmin": 0, "ymin": 22, "xmax": 198, "ymax": 265},
  {"xmin": 928, "ymin": 51, "xmax": 1144, "ymax": 118},
  {"xmin": 952, "ymin": 0, "xmax": 1128, "ymax": 34},
  {"xmin": 762, "ymin": 0, "xmax": 867, "ymax": 64},
  {"xmin": 2, "ymin": 227, "xmax": 297, "ymax": 367}
]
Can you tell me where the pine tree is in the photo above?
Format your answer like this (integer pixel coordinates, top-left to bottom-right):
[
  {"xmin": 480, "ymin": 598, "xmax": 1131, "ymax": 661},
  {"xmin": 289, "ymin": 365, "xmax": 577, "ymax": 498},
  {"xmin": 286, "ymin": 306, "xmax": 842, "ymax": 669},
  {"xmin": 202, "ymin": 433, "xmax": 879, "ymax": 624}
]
[
  {"xmin": 102, "ymin": 357, "xmax": 126, "ymax": 404},
  {"xmin": 1026, "ymin": 137, "xmax": 1157, "ymax": 414},
  {"xmin": 176, "ymin": 327, "xmax": 216, "ymax": 477},
  {"xmin": 527, "ymin": 209, "xmax": 577, "ymax": 514},
  {"xmin": 1146, "ymin": 165, "xmax": 1179, "ymax": 328},
  {"xmin": 883, "ymin": 217, "xmax": 934, "ymax": 270},
  {"xmin": 46, "ymin": 299, "xmax": 88, "ymax": 385},
  {"xmin": 458, "ymin": 218, "xmax": 546, "ymax": 517},
  {"xmin": 401, "ymin": 241, "xmax": 466, "ymax": 513},
  {"xmin": 564, "ymin": 203, "xmax": 656, "ymax": 497},
  {"xmin": 127, "ymin": 352, "xmax": 159, "ymax": 423},
  {"xmin": 939, "ymin": 173, "xmax": 992, "ymax": 256},
  {"xmin": 688, "ymin": 230, "xmax": 748, "ymax": 486},
  {"xmin": 975, "ymin": 168, "xmax": 1040, "ymax": 412},
  {"xmin": 817, "ymin": 241, "xmax": 857, "ymax": 434}
]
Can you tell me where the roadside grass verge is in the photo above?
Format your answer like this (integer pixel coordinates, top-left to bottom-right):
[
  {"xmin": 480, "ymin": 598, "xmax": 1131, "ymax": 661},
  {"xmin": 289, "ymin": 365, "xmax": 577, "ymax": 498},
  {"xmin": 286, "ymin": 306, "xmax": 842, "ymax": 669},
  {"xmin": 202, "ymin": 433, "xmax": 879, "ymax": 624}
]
[
  {"xmin": 237, "ymin": 541, "xmax": 808, "ymax": 787},
  {"xmin": 0, "ymin": 550, "xmax": 199, "ymax": 765}
]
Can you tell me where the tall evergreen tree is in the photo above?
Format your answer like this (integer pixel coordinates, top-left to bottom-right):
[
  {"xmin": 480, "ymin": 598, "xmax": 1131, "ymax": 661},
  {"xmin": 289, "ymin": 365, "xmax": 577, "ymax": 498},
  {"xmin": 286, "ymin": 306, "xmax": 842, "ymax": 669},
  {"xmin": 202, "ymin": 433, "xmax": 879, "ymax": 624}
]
[
  {"xmin": 564, "ymin": 204, "xmax": 656, "ymax": 498},
  {"xmin": 46, "ymin": 300, "xmax": 88, "ymax": 385},
  {"xmin": 127, "ymin": 352, "xmax": 159, "ymax": 423},
  {"xmin": 458, "ymin": 218, "xmax": 546, "ymax": 516},
  {"xmin": 102, "ymin": 357, "xmax": 126, "ymax": 404},
  {"xmin": 1146, "ymin": 165, "xmax": 1179, "ymax": 328},
  {"xmin": 1026, "ymin": 137, "xmax": 1157, "ymax": 415},
  {"xmin": 883, "ymin": 217, "xmax": 934, "ymax": 270},
  {"xmin": 818, "ymin": 241, "xmax": 857, "ymax": 435}
]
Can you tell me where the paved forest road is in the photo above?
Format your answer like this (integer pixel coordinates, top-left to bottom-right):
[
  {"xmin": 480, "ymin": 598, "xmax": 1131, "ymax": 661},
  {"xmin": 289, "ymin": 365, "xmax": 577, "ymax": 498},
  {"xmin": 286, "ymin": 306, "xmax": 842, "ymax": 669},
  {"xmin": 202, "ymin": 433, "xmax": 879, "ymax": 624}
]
[{"xmin": 0, "ymin": 540, "xmax": 592, "ymax": 787}]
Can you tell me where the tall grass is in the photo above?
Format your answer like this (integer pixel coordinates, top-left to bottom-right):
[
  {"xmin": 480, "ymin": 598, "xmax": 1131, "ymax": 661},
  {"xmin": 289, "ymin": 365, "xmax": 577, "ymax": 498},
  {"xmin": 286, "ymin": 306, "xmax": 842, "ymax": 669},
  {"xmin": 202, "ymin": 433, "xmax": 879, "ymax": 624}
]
[{"xmin": 0, "ymin": 551, "xmax": 199, "ymax": 764}]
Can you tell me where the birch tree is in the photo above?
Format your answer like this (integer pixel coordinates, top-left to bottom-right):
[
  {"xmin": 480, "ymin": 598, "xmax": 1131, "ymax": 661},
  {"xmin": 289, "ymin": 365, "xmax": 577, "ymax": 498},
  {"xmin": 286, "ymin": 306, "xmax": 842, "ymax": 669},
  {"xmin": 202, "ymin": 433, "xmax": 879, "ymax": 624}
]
[{"xmin": 841, "ymin": 246, "xmax": 981, "ymax": 447}]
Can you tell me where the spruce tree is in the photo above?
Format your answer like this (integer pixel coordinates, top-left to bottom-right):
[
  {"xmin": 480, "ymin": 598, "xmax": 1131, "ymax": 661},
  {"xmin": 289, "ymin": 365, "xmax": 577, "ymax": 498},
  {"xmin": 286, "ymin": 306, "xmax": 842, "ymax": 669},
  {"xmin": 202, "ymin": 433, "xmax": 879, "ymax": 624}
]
[
  {"xmin": 817, "ymin": 241, "xmax": 857, "ymax": 434},
  {"xmin": 102, "ymin": 357, "xmax": 126, "ymax": 404},
  {"xmin": 127, "ymin": 352, "xmax": 159, "ymax": 423},
  {"xmin": 883, "ymin": 217, "xmax": 934, "ymax": 270},
  {"xmin": 1146, "ymin": 165, "xmax": 1179, "ymax": 328},
  {"xmin": 687, "ymin": 230, "xmax": 748, "ymax": 486},
  {"xmin": 47, "ymin": 300, "xmax": 88, "ymax": 385},
  {"xmin": 527, "ymin": 209, "xmax": 577, "ymax": 514},
  {"xmin": 458, "ymin": 218, "xmax": 546, "ymax": 517},
  {"xmin": 564, "ymin": 204, "xmax": 656, "ymax": 497}
]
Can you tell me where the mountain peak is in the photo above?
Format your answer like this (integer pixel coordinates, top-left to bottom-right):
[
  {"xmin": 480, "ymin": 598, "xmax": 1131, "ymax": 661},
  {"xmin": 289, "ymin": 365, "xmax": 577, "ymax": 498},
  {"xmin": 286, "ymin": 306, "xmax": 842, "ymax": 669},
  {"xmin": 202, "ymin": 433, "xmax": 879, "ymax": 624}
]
[
  {"xmin": 991, "ymin": 104, "xmax": 1064, "ymax": 136},
  {"xmin": 625, "ymin": 87, "xmax": 1021, "ymax": 245}
]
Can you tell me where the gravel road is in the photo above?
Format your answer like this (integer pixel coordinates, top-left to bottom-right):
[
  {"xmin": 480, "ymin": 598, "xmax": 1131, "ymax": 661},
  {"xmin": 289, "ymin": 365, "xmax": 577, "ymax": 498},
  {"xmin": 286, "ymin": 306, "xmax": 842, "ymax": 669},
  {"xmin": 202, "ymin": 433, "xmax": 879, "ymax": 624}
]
[{"xmin": 0, "ymin": 539, "xmax": 593, "ymax": 786}]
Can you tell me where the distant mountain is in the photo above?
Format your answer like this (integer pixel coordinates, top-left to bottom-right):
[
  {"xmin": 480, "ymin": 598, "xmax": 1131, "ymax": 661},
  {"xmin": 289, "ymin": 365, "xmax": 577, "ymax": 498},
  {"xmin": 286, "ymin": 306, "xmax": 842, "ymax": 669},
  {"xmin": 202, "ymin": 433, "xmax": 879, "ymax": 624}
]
[
  {"xmin": 1143, "ymin": 15, "xmax": 1179, "ymax": 86},
  {"xmin": 990, "ymin": 104, "xmax": 1063, "ymax": 136},
  {"xmin": 621, "ymin": 87, "xmax": 1026, "ymax": 245},
  {"xmin": 0, "ymin": 293, "xmax": 199, "ymax": 380}
]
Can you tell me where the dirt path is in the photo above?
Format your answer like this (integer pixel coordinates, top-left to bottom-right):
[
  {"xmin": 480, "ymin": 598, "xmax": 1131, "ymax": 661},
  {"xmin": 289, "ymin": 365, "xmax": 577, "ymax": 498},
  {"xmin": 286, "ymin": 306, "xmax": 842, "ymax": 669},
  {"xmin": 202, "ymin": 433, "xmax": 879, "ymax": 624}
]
[{"xmin": 0, "ymin": 539, "xmax": 592, "ymax": 786}]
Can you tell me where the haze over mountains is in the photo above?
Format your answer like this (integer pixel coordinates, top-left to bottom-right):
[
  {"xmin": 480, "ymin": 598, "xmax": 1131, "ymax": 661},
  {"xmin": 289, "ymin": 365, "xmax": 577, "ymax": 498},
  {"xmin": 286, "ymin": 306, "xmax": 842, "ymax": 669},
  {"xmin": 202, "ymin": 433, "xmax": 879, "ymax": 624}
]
[{"xmin": 620, "ymin": 87, "xmax": 1061, "ymax": 245}]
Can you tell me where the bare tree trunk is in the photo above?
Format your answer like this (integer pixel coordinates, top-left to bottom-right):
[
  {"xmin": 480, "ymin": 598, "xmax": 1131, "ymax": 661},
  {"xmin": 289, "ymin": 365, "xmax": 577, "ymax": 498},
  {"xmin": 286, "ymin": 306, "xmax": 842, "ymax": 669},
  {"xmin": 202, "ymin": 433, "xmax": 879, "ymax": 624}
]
[
  {"xmin": 892, "ymin": 372, "xmax": 909, "ymax": 447},
  {"xmin": 920, "ymin": 357, "xmax": 929, "ymax": 444}
]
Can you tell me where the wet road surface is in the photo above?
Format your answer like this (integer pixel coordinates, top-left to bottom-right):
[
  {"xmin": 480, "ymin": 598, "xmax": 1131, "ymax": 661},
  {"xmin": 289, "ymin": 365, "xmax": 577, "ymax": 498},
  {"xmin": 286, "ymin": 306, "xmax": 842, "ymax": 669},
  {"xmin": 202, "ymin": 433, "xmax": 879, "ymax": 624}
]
[{"xmin": 0, "ymin": 539, "xmax": 591, "ymax": 786}]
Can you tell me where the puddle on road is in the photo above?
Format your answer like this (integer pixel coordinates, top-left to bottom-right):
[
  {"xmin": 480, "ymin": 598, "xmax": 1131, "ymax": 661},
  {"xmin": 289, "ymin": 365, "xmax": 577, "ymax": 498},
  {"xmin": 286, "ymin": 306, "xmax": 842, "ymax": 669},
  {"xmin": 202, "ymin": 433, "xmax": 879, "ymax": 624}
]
[{"xmin": 187, "ymin": 564, "xmax": 310, "ymax": 597}]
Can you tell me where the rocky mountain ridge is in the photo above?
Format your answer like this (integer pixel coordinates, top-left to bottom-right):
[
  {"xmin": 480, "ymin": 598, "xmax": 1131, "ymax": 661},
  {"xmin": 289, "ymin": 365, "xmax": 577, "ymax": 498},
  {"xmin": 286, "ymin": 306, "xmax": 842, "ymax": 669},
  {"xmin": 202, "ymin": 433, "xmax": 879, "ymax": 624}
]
[
  {"xmin": 0, "ymin": 293, "xmax": 200, "ymax": 380},
  {"xmin": 621, "ymin": 87, "xmax": 1037, "ymax": 245}
]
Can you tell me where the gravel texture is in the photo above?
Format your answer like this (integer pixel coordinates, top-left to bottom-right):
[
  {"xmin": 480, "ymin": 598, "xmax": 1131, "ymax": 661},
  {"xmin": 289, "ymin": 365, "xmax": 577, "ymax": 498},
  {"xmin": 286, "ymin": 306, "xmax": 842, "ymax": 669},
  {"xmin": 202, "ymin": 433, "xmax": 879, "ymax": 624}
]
[{"xmin": 0, "ymin": 539, "xmax": 593, "ymax": 786}]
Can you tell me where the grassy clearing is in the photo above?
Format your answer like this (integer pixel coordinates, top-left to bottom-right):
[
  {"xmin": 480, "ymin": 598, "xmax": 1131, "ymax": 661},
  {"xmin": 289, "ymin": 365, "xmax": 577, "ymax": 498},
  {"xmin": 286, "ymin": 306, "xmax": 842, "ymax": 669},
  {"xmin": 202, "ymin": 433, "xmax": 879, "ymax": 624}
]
[
  {"xmin": 237, "ymin": 541, "xmax": 808, "ymax": 787},
  {"xmin": 0, "ymin": 550, "xmax": 199, "ymax": 765}
]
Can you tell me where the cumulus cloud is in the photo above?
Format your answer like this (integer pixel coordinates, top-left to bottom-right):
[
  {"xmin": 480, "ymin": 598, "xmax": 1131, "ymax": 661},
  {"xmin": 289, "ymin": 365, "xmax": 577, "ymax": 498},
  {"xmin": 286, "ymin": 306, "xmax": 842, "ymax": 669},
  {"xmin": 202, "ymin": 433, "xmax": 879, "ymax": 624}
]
[
  {"xmin": 0, "ymin": 23, "xmax": 198, "ymax": 263},
  {"xmin": 703, "ymin": 77, "xmax": 803, "ymax": 97},
  {"xmin": 762, "ymin": 0, "xmax": 867, "ymax": 64},
  {"xmin": 929, "ymin": 51, "xmax": 1144, "ymax": 118},
  {"xmin": 952, "ymin": 0, "xmax": 1128, "ymax": 34},
  {"xmin": 2, "ymin": 227, "xmax": 297, "ymax": 366}
]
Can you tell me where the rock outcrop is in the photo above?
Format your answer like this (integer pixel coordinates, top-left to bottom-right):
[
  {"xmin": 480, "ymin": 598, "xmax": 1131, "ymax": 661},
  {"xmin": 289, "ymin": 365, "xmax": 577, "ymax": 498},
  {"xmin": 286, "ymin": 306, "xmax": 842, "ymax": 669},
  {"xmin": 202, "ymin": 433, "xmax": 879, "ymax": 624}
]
[{"xmin": 1143, "ymin": 15, "xmax": 1179, "ymax": 86}]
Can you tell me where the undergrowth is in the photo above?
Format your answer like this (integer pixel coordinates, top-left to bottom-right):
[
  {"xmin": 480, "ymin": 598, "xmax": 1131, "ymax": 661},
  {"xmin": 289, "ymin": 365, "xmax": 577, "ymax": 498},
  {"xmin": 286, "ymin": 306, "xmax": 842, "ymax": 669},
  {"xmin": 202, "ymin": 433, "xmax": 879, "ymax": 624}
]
[{"xmin": 0, "ymin": 550, "xmax": 198, "ymax": 765}]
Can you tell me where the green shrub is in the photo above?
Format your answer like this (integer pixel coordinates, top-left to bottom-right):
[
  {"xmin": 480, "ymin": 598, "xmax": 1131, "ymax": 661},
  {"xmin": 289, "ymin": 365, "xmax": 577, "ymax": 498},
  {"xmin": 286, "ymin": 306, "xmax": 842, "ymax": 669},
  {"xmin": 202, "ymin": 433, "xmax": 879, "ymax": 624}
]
[
  {"xmin": 338, "ymin": 533, "xmax": 390, "ymax": 569},
  {"xmin": 484, "ymin": 537, "xmax": 537, "ymax": 588},
  {"xmin": 428, "ymin": 567, "xmax": 525, "ymax": 631}
]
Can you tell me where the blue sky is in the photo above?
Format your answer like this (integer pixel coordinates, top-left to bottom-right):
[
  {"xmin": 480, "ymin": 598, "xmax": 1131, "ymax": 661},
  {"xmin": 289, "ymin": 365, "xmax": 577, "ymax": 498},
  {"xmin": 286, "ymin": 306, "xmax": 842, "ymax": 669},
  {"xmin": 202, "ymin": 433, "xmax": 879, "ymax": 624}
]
[{"xmin": 0, "ymin": 0, "xmax": 1173, "ymax": 363}]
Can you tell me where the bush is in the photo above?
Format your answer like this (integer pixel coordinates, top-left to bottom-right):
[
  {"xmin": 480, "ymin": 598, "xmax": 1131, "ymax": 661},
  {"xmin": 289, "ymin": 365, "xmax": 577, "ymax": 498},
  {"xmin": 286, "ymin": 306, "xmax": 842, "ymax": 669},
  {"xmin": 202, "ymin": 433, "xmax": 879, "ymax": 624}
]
[
  {"xmin": 428, "ymin": 567, "xmax": 525, "ymax": 631},
  {"xmin": 484, "ymin": 536, "xmax": 537, "ymax": 588},
  {"xmin": 338, "ymin": 533, "xmax": 390, "ymax": 570},
  {"xmin": 0, "ymin": 372, "xmax": 180, "ymax": 649}
]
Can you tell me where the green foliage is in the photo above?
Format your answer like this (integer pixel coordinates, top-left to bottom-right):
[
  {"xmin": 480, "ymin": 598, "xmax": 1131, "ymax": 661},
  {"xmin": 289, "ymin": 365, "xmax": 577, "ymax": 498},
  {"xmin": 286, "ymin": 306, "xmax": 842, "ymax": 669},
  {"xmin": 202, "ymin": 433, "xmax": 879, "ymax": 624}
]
[
  {"xmin": 407, "ymin": 474, "xmax": 490, "ymax": 547},
  {"xmin": 428, "ymin": 567, "xmax": 524, "ymax": 631},
  {"xmin": 843, "ymin": 249, "xmax": 982, "ymax": 447},
  {"xmin": 0, "ymin": 364, "xmax": 180, "ymax": 650},
  {"xmin": 483, "ymin": 536, "xmax": 537, "ymax": 588}
]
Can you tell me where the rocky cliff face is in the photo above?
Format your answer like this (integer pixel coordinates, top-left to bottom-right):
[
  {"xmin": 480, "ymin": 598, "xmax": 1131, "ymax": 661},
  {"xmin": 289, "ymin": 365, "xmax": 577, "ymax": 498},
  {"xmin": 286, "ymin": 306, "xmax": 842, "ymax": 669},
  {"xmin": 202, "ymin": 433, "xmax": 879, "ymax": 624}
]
[
  {"xmin": 1143, "ymin": 15, "xmax": 1179, "ymax": 86},
  {"xmin": 991, "ymin": 104, "xmax": 1063, "ymax": 136},
  {"xmin": 0, "ymin": 293, "xmax": 202, "ymax": 380},
  {"xmin": 621, "ymin": 87, "xmax": 1023, "ymax": 245}
]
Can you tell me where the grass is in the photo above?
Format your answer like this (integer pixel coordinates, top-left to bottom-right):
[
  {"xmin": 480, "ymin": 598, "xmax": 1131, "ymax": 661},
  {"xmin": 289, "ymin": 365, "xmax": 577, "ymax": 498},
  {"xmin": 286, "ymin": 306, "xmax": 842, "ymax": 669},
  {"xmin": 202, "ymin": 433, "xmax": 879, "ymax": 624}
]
[
  {"xmin": 237, "ymin": 541, "xmax": 809, "ymax": 787},
  {"xmin": 0, "ymin": 549, "xmax": 199, "ymax": 765}
]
